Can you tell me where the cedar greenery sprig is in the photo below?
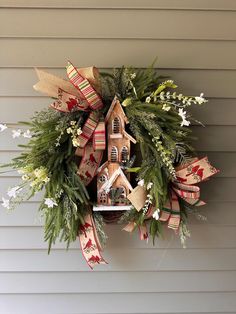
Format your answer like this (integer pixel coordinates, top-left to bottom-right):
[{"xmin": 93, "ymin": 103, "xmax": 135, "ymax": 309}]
[
  {"xmin": 101, "ymin": 66, "xmax": 205, "ymax": 243},
  {"xmin": 2, "ymin": 108, "xmax": 90, "ymax": 250},
  {"xmin": 0, "ymin": 63, "xmax": 208, "ymax": 249}
]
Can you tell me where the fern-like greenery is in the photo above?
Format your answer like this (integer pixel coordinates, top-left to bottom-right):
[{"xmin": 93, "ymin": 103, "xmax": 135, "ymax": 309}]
[{"xmin": 1, "ymin": 64, "xmax": 207, "ymax": 249}]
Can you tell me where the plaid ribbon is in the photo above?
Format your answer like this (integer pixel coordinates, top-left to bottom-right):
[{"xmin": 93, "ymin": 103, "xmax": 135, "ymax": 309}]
[
  {"xmin": 35, "ymin": 61, "xmax": 106, "ymax": 186},
  {"xmin": 34, "ymin": 62, "xmax": 107, "ymax": 269},
  {"xmin": 160, "ymin": 157, "xmax": 219, "ymax": 230},
  {"xmin": 34, "ymin": 62, "xmax": 106, "ymax": 171},
  {"xmin": 65, "ymin": 62, "xmax": 106, "ymax": 155},
  {"xmin": 123, "ymin": 221, "xmax": 149, "ymax": 241}
]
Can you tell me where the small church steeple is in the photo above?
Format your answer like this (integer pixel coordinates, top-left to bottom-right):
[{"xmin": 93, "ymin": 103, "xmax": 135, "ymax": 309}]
[
  {"xmin": 105, "ymin": 96, "xmax": 136, "ymax": 164},
  {"xmin": 93, "ymin": 96, "xmax": 136, "ymax": 210}
]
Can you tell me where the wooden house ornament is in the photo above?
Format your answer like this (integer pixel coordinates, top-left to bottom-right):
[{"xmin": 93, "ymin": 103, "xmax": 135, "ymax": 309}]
[{"xmin": 93, "ymin": 97, "xmax": 136, "ymax": 211}]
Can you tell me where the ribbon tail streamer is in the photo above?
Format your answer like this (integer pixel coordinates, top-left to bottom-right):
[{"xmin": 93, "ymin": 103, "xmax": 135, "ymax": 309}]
[{"xmin": 78, "ymin": 214, "xmax": 107, "ymax": 269}]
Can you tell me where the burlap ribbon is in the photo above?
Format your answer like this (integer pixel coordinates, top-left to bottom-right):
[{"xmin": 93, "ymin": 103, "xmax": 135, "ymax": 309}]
[
  {"xmin": 34, "ymin": 61, "xmax": 106, "ymax": 186},
  {"xmin": 79, "ymin": 213, "xmax": 107, "ymax": 269},
  {"xmin": 125, "ymin": 157, "xmax": 218, "ymax": 238},
  {"xmin": 34, "ymin": 61, "xmax": 106, "ymax": 268},
  {"xmin": 159, "ymin": 156, "xmax": 219, "ymax": 230},
  {"xmin": 123, "ymin": 204, "xmax": 155, "ymax": 241}
]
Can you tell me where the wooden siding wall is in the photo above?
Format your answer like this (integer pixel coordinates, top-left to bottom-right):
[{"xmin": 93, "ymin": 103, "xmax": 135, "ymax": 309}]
[{"xmin": 0, "ymin": 1, "xmax": 236, "ymax": 313}]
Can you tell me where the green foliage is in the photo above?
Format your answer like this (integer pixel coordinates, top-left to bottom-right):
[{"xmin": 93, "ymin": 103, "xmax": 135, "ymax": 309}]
[
  {"xmin": 4, "ymin": 108, "xmax": 90, "ymax": 250},
  {"xmin": 2, "ymin": 63, "xmax": 208, "ymax": 249},
  {"xmin": 101, "ymin": 65, "xmax": 206, "ymax": 240}
]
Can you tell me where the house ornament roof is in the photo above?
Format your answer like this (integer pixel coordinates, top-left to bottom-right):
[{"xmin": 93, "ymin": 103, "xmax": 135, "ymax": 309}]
[{"xmin": 99, "ymin": 166, "xmax": 133, "ymax": 192}]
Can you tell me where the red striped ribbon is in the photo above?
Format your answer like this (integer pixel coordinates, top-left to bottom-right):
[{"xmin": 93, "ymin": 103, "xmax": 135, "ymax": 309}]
[{"xmin": 67, "ymin": 61, "xmax": 103, "ymax": 110}]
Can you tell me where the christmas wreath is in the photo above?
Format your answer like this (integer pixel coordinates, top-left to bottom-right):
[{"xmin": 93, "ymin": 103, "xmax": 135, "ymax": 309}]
[{"xmin": 0, "ymin": 61, "xmax": 218, "ymax": 268}]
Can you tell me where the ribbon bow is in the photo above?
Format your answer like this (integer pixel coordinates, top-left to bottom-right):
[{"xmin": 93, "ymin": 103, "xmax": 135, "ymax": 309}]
[
  {"xmin": 34, "ymin": 61, "xmax": 106, "ymax": 186},
  {"xmin": 34, "ymin": 62, "xmax": 107, "ymax": 268},
  {"xmin": 125, "ymin": 157, "xmax": 218, "ymax": 240},
  {"xmin": 159, "ymin": 156, "xmax": 219, "ymax": 230}
]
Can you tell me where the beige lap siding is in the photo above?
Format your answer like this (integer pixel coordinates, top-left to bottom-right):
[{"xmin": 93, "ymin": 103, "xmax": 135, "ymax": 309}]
[{"xmin": 0, "ymin": 1, "xmax": 235, "ymax": 313}]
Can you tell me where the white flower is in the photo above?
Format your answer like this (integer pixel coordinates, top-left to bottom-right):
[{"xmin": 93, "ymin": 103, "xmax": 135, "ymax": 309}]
[
  {"xmin": 66, "ymin": 127, "xmax": 72, "ymax": 134},
  {"xmin": 195, "ymin": 93, "xmax": 207, "ymax": 105},
  {"xmin": 178, "ymin": 94, "xmax": 183, "ymax": 100},
  {"xmin": 77, "ymin": 128, "xmax": 82, "ymax": 136},
  {"xmin": 23, "ymin": 130, "xmax": 32, "ymax": 138},
  {"xmin": 152, "ymin": 209, "xmax": 160, "ymax": 220},
  {"xmin": 34, "ymin": 168, "xmax": 44, "ymax": 178},
  {"xmin": 43, "ymin": 177, "xmax": 50, "ymax": 183},
  {"xmin": 178, "ymin": 108, "xmax": 190, "ymax": 127},
  {"xmin": 1, "ymin": 197, "xmax": 10, "ymax": 209},
  {"xmin": 44, "ymin": 198, "xmax": 58, "ymax": 208},
  {"xmin": 145, "ymin": 96, "xmax": 151, "ymax": 103},
  {"xmin": 0, "ymin": 123, "xmax": 7, "ymax": 132},
  {"xmin": 147, "ymin": 182, "xmax": 153, "ymax": 190},
  {"xmin": 181, "ymin": 119, "xmax": 190, "ymax": 127},
  {"xmin": 7, "ymin": 186, "xmax": 21, "ymax": 198},
  {"xmin": 162, "ymin": 104, "xmax": 171, "ymax": 111},
  {"xmin": 160, "ymin": 92, "xmax": 165, "ymax": 100},
  {"xmin": 72, "ymin": 138, "xmax": 80, "ymax": 147},
  {"xmin": 130, "ymin": 73, "xmax": 136, "ymax": 79},
  {"xmin": 70, "ymin": 121, "xmax": 76, "ymax": 126},
  {"xmin": 138, "ymin": 179, "xmax": 144, "ymax": 186},
  {"xmin": 178, "ymin": 108, "xmax": 186, "ymax": 119},
  {"xmin": 22, "ymin": 174, "xmax": 30, "ymax": 181},
  {"xmin": 12, "ymin": 129, "xmax": 21, "ymax": 138},
  {"xmin": 33, "ymin": 167, "xmax": 50, "ymax": 183}
]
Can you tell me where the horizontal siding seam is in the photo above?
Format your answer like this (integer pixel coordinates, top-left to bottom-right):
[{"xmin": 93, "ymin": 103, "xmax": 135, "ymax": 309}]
[
  {"xmin": 1, "ymin": 291, "xmax": 236, "ymax": 295},
  {"xmin": 1, "ymin": 270, "xmax": 236, "ymax": 274},
  {"xmin": 1, "ymin": 248, "xmax": 236, "ymax": 251},
  {"xmin": 1, "ymin": 6, "xmax": 236, "ymax": 12},
  {"xmin": 1, "ymin": 67, "xmax": 236, "ymax": 72},
  {"xmin": 1, "ymin": 36, "xmax": 236, "ymax": 41},
  {"xmin": 1, "ymin": 37, "xmax": 236, "ymax": 42},
  {"xmin": 1, "ymin": 223, "xmax": 236, "ymax": 228}
]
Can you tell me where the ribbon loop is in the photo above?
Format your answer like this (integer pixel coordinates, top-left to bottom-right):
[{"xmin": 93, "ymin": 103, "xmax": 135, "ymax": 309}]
[
  {"xmin": 160, "ymin": 191, "xmax": 180, "ymax": 231},
  {"xmin": 93, "ymin": 120, "xmax": 106, "ymax": 151},
  {"xmin": 34, "ymin": 62, "xmax": 106, "ymax": 269},
  {"xmin": 67, "ymin": 61, "xmax": 103, "ymax": 110},
  {"xmin": 160, "ymin": 157, "xmax": 218, "ymax": 230},
  {"xmin": 77, "ymin": 111, "xmax": 100, "ymax": 149},
  {"xmin": 175, "ymin": 156, "xmax": 218, "ymax": 184},
  {"xmin": 51, "ymin": 88, "xmax": 89, "ymax": 112},
  {"xmin": 77, "ymin": 141, "xmax": 104, "ymax": 186},
  {"xmin": 37, "ymin": 62, "xmax": 106, "ymax": 187}
]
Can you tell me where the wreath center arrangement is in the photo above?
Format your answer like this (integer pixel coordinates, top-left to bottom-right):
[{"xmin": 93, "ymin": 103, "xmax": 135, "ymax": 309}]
[{"xmin": 1, "ymin": 61, "xmax": 218, "ymax": 269}]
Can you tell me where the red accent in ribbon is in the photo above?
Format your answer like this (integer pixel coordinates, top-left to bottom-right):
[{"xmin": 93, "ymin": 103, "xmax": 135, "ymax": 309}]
[
  {"xmin": 34, "ymin": 63, "xmax": 106, "ymax": 268},
  {"xmin": 66, "ymin": 61, "xmax": 103, "ymax": 110},
  {"xmin": 78, "ymin": 214, "xmax": 107, "ymax": 269},
  {"xmin": 77, "ymin": 141, "xmax": 104, "ymax": 186},
  {"xmin": 160, "ymin": 157, "xmax": 219, "ymax": 230},
  {"xmin": 49, "ymin": 62, "xmax": 106, "ymax": 187},
  {"xmin": 51, "ymin": 88, "xmax": 89, "ymax": 112},
  {"xmin": 139, "ymin": 223, "xmax": 149, "ymax": 241}
]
